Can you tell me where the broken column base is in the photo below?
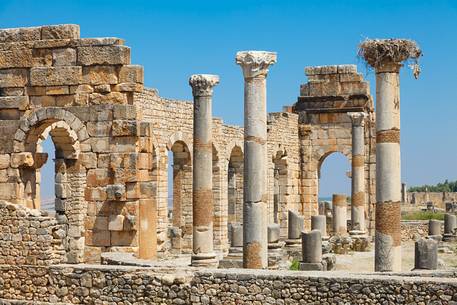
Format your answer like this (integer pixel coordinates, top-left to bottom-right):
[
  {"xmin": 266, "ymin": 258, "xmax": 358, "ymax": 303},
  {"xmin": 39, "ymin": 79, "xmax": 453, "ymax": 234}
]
[
  {"xmin": 442, "ymin": 234, "xmax": 457, "ymax": 242},
  {"xmin": 299, "ymin": 261, "xmax": 327, "ymax": 271},
  {"xmin": 285, "ymin": 239, "xmax": 301, "ymax": 247},
  {"xmin": 428, "ymin": 235, "xmax": 442, "ymax": 242},
  {"xmin": 191, "ymin": 253, "xmax": 218, "ymax": 268},
  {"xmin": 349, "ymin": 230, "xmax": 366, "ymax": 237}
]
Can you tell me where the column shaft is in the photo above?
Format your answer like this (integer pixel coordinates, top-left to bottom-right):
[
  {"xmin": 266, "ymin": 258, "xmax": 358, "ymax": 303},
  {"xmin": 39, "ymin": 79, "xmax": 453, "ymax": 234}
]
[
  {"xmin": 236, "ymin": 50, "xmax": 276, "ymax": 269},
  {"xmin": 375, "ymin": 66, "xmax": 402, "ymax": 272},
  {"xmin": 189, "ymin": 74, "xmax": 219, "ymax": 266}
]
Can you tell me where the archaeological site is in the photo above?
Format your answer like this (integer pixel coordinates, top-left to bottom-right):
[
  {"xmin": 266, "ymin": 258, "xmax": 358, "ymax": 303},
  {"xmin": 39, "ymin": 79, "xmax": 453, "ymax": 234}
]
[{"xmin": 0, "ymin": 23, "xmax": 456, "ymax": 304}]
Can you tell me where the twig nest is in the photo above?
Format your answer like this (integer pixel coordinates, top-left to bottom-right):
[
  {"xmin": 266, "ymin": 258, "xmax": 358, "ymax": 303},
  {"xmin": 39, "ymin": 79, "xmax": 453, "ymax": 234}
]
[{"xmin": 358, "ymin": 39, "xmax": 422, "ymax": 78}]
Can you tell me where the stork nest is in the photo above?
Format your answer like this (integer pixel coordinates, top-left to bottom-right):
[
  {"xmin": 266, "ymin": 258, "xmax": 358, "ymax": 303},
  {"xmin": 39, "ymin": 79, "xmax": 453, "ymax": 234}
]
[{"xmin": 358, "ymin": 39, "xmax": 422, "ymax": 78}]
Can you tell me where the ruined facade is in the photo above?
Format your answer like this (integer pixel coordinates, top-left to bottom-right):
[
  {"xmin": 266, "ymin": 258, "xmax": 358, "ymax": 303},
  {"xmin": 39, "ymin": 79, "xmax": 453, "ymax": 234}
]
[{"xmin": 0, "ymin": 24, "xmax": 377, "ymax": 263}]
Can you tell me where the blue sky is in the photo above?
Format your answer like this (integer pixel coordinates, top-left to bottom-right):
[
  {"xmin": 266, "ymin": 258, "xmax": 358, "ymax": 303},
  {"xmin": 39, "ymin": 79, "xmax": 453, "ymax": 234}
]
[{"xmin": 1, "ymin": 0, "xmax": 456, "ymax": 198}]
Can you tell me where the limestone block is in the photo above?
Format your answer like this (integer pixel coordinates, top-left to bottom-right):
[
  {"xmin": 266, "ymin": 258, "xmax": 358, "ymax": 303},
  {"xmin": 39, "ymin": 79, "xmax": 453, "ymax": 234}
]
[
  {"xmin": 106, "ymin": 184, "xmax": 126, "ymax": 201},
  {"xmin": 89, "ymin": 92, "xmax": 127, "ymax": 105},
  {"xmin": 0, "ymin": 154, "xmax": 10, "ymax": 169},
  {"xmin": 305, "ymin": 65, "xmax": 338, "ymax": 76},
  {"xmin": 52, "ymin": 48, "xmax": 76, "ymax": 66},
  {"xmin": 77, "ymin": 46, "xmax": 130, "ymax": 66},
  {"xmin": 0, "ymin": 69, "xmax": 28, "ymax": 87},
  {"xmin": 30, "ymin": 66, "xmax": 82, "ymax": 86},
  {"xmin": 1, "ymin": 87, "xmax": 24, "ymax": 96},
  {"xmin": 91, "ymin": 137, "xmax": 110, "ymax": 153},
  {"xmin": 89, "ymin": 230, "xmax": 110, "ymax": 247},
  {"xmin": 87, "ymin": 121, "xmax": 112, "ymax": 137},
  {"xmin": 0, "ymin": 26, "xmax": 41, "ymax": 43},
  {"xmin": 113, "ymin": 83, "xmax": 143, "ymax": 92},
  {"xmin": 94, "ymin": 84, "xmax": 111, "ymax": 93},
  {"xmin": 82, "ymin": 66, "xmax": 118, "ymax": 85},
  {"xmin": 84, "ymin": 187, "xmax": 107, "ymax": 201},
  {"xmin": 126, "ymin": 182, "xmax": 140, "ymax": 199},
  {"xmin": 80, "ymin": 152, "xmax": 97, "ymax": 169},
  {"xmin": 0, "ymin": 47, "xmax": 33, "ymax": 68},
  {"xmin": 119, "ymin": 65, "xmax": 143, "ymax": 83},
  {"xmin": 11, "ymin": 152, "xmax": 34, "ymax": 168},
  {"xmin": 41, "ymin": 24, "xmax": 80, "ymax": 40},
  {"xmin": 111, "ymin": 231, "xmax": 137, "ymax": 246},
  {"xmin": 109, "ymin": 215, "xmax": 125, "ymax": 231},
  {"xmin": 112, "ymin": 120, "xmax": 138, "ymax": 136},
  {"xmin": 86, "ymin": 168, "xmax": 110, "ymax": 187},
  {"xmin": 113, "ymin": 105, "xmax": 137, "ymax": 120},
  {"xmin": 0, "ymin": 96, "xmax": 29, "ymax": 110},
  {"xmin": 45, "ymin": 86, "xmax": 69, "ymax": 95}
]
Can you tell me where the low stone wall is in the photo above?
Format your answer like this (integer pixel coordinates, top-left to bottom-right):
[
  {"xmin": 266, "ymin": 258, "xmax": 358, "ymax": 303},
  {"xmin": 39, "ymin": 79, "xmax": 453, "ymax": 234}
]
[
  {"xmin": 1, "ymin": 264, "xmax": 457, "ymax": 304},
  {"xmin": 0, "ymin": 201, "xmax": 64, "ymax": 266},
  {"xmin": 401, "ymin": 220, "xmax": 429, "ymax": 242}
]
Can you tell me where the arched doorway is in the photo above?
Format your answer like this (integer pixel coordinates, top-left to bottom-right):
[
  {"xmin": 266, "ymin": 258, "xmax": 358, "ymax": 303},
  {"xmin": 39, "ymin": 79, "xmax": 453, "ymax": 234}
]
[
  {"xmin": 167, "ymin": 140, "xmax": 192, "ymax": 254},
  {"xmin": 227, "ymin": 145, "xmax": 243, "ymax": 226},
  {"xmin": 17, "ymin": 112, "xmax": 87, "ymax": 263},
  {"xmin": 272, "ymin": 150, "xmax": 288, "ymax": 238}
]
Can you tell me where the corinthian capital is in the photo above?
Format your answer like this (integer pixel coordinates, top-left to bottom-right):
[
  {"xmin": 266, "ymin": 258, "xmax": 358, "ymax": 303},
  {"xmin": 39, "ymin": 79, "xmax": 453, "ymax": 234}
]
[
  {"xmin": 189, "ymin": 74, "xmax": 220, "ymax": 97},
  {"xmin": 235, "ymin": 51, "xmax": 277, "ymax": 79},
  {"xmin": 347, "ymin": 112, "xmax": 367, "ymax": 127}
]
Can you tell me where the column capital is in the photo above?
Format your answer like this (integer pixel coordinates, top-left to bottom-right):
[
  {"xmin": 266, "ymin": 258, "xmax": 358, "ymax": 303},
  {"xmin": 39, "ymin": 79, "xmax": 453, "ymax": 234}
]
[
  {"xmin": 358, "ymin": 39, "xmax": 421, "ymax": 73},
  {"xmin": 189, "ymin": 74, "xmax": 220, "ymax": 97},
  {"xmin": 347, "ymin": 112, "xmax": 367, "ymax": 127},
  {"xmin": 236, "ymin": 50, "xmax": 277, "ymax": 79}
]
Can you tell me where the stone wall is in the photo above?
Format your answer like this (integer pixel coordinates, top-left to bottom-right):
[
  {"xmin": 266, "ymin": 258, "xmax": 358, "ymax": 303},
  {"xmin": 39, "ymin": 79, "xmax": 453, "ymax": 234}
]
[
  {"xmin": 407, "ymin": 192, "xmax": 457, "ymax": 209},
  {"xmin": 401, "ymin": 220, "xmax": 428, "ymax": 242},
  {"xmin": 294, "ymin": 65, "xmax": 376, "ymax": 231},
  {"xmin": 0, "ymin": 265, "xmax": 456, "ymax": 304},
  {"xmin": 0, "ymin": 200, "xmax": 64, "ymax": 266}
]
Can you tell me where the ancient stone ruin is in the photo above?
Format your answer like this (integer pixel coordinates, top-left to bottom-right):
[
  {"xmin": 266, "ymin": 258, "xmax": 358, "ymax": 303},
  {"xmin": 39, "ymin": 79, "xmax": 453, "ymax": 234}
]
[{"xmin": 1, "ymin": 24, "xmax": 457, "ymax": 304}]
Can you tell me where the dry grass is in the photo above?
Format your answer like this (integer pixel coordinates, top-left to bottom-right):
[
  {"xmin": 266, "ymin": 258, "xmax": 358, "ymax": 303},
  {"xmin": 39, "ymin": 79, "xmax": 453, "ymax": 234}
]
[{"xmin": 358, "ymin": 39, "xmax": 422, "ymax": 78}]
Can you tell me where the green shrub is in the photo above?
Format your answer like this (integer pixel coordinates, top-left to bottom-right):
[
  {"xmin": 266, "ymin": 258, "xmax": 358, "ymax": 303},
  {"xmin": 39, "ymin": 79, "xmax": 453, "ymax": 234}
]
[
  {"xmin": 289, "ymin": 259, "xmax": 300, "ymax": 271},
  {"xmin": 402, "ymin": 211, "xmax": 445, "ymax": 221}
]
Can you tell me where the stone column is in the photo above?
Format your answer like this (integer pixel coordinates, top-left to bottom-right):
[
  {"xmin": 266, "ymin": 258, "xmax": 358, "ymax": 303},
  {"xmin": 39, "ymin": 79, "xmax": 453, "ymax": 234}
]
[
  {"xmin": 414, "ymin": 238, "xmax": 438, "ymax": 270},
  {"xmin": 189, "ymin": 74, "xmax": 220, "ymax": 267},
  {"xmin": 359, "ymin": 38, "xmax": 421, "ymax": 272},
  {"xmin": 443, "ymin": 213, "xmax": 457, "ymax": 241},
  {"xmin": 311, "ymin": 215, "xmax": 328, "ymax": 240},
  {"xmin": 236, "ymin": 51, "xmax": 277, "ymax": 269},
  {"xmin": 332, "ymin": 194, "xmax": 348, "ymax": 236},
  {"xmin": 348, "ymin": 112, "xmax": 367, "ymax": 235}
]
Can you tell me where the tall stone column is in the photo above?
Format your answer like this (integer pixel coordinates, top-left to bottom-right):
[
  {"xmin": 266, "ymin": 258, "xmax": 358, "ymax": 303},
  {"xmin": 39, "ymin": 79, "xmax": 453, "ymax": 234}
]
[
  {"xmin": 236, "ymin": 51, "xmax": 277, "ymax": 269},
  {"xmin": 359, "ymin": 38, "xmax": 421, "ymax": 272},
  {"xmin": 189, "ymin": 74, "xmax": 219, "ymax": 267},
  {"xmin": 348, "ymin": 112, "xmax": 367, "ymax": 235}
]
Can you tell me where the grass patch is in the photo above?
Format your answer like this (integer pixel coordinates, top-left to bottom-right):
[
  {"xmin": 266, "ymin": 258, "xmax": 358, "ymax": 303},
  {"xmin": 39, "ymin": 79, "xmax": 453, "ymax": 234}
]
[
  {"xmin": 402, "ymin": 211, "xmax": 444, "ymax": 221},
  {"xmin": 289, "ymin": 259, "xmax": 300, "ymax": 271}
]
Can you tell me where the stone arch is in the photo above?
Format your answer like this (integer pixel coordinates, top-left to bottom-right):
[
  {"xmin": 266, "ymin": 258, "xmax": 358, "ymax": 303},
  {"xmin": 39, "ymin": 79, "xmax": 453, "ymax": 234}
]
[
  {"xmin": 317, "ymin": 149, "xmax": 351, "ymax": 179},
  {"xmin": 14, "ymin": 107, "xmax": 88, "ymax": 264},
  {"xmin": 228, "ymin": 144, "xmax": 244, "ymax": 226},
  {"xmin": 226, "ymin": 140, "xmax": 243, "ymax": 161},
  {"xmin": 166, "ymin": 131, "xmax": 192, "ymax": 155},
  {"xmin": 167, "ymin": 137, "xmax": 193, "ymax": 254}
]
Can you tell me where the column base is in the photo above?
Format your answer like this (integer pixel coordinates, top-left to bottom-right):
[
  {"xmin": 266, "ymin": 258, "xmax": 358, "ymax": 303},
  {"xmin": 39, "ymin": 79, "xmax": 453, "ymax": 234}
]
[
  {"xmin": 191, "ymin": 253, "xmax": 218, "ymax": 267},
  {"xmin": 299, "ymin": 261, "xmax": 327, "ymax": 271},
  {"xmin": 349, "ymin": 230, "xmax": 367, "ymax": 236},
  {"xmin": 268, "ymin": 241, "xmax": 284, "ymax": 250},
  {"xmin": 427, "ymin": 235, "xmax": 442, "ymax": 242},
  {"xmin": 285, "ymin": 239, "xmax": 301, "ymax": 247}
]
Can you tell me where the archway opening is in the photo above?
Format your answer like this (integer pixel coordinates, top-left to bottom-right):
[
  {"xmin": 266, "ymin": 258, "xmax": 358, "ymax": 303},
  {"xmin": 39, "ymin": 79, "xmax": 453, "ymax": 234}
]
[
  {"xmin": 227, "ymin": 146, "xmax": 243, "ymax": 226},
  {"xmin": 272, "ymin": 150, "xmax": 288, "ymax": 237},
  {"xmin": 318, "ymin": 152, "xmax": 351, "ymax": 227},
  {"xmin": 167, "ymin": 140, "xmax": 192, "ymax": 253}
]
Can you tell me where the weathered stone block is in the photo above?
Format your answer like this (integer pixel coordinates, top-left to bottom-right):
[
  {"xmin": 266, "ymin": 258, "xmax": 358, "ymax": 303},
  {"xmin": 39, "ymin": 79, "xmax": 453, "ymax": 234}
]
[
  {"xmin": 94, "ymin": 84, "xmax": 111, "ymax": 93},
  {"xmin": 11, "ymin": 152, "xmax": 34, "ymax": 168},
  {"xmin": 106, "ymin": 184, "xmax": 126, "ymax": 201},
  {"xmin": 0, "ymin": 154, "xmax": 10, "ymax": 169},
  {"xmin": 30, "ymin": 66, "xmax": 82, "ymax": 86},
  {"xmin": 0, "ymin": 47, "xmax": 33, "ymax": 68},
  {"xmin": 87, "ymin": 121, "xmax": 112, "ymax": 137},
  {"xmin": 52, "ymin": 48, "xmax": 76, "ymax": 66},
  {"xmin": 109, "ymin": 215, "xmax": 125, "ymax": 231},
  {"xmin": 0, "ymin": 26, "xmax": 40, "ymax": 43},
  {"xmin": 89, "ymin": 92, "xmax": 127, "ymax": 105},
  {"xmin": 113, "ymin": 83, "xmax": 143, "ymax": 92},
  {"xmin": 77, "ymin": 46, "xmax": 130, "ymax": 66},
  {"xmin": 111, "ymin": 231, "xmax": 136, "ymax": 246},
  {"xmin": 112, "ymin": 120, "xmax": 138, "ymax": 137},
  {"xmin": 119, "ymin": 65, "xmax": 143, "ymax": 83},
  {"xmin": 0, "ymin": 69, "xmax": 28, "ymax": 87},
  {"xmin": 41, "ymin": 24, "xmax": 80, "ymax": 40},
  {"xmin": 0, "ymin": 96, "xmax": 29, "ymax": 110},
  {"xmin": 91, "ymin": 137, "xmax": 110, "ymax": 153},
  {"xmin": 45, "ymin": 86, "xmax": 70, "ymax": 95},
  {"xmin": 82, "ymin": 66, "xmax": 118, "ymax": 85},
  {"xmin": 113, "ymin": 105, "xmax": 137, "ymax": 120}
]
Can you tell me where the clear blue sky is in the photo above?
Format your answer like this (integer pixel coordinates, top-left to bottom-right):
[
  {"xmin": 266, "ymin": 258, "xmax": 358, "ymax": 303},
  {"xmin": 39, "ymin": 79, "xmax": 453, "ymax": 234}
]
[{"xmin": 2, "ymin": 0, "xmax": 456, "ymax": 198}]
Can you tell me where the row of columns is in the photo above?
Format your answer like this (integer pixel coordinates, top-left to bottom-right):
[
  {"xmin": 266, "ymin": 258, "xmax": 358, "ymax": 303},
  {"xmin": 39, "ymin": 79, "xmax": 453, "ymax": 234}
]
[{"xmin": 187, "ymin": 44, "xmax": 410, "ymax": 272}]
